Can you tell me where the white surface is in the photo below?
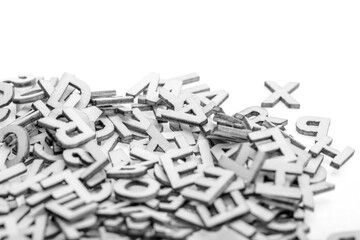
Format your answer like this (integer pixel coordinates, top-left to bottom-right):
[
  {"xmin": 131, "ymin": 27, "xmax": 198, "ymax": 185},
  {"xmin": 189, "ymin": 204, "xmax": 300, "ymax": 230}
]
[{"xmin": 0, "ymin": 1, "xmax": 359, "ymax": 238}]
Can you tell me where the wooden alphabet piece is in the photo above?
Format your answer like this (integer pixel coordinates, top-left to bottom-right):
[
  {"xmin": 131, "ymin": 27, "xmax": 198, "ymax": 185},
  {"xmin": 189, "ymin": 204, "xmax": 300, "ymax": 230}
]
[
  {"xmin": 233, "ymin": 106, "xmax": 287, "ymax": 131},
  {"xmin": 219, "ymin": 149, "xmax": 267, "ymax": 183},
  {"xmin": 249, "ymin": 127, "xmax": 297, "ymax": 163},
  {"xmin": 0, "ymin": 82, "xmax": 14, "ymax": 122},
  {"xmin": 181, "ymin": 167, "xmax": 235, "ymax": 204},
  {"xmin": 157, "ymin": 96, "xmax": 208, "ymax": 126},
  {"xmin": 0, "ymin": 125, "xmax": 29, "ymax": 167},
  {"xmin": 296, "ymin": 116, "xmax": 330, "ymax": 141},
  {"xmin": 160, "ymin": 147, "xmax": 202, "ymax": 189},
  {"xmin": 38, "ymin": 107, "xmax": 95, "ymax": 148},
  {"xmin": 46, "ymin": 73, "xmax": 91, "ymax": 109},
  {"xmin": 196, "ymin": 190, "xmax": 249, "ymax": 228},
  {"xmin": 309, "ymin": 136, "xmax": 355, "ymax": 169},
  {"xmin": 262, "ymin": 160, "xmax": 303, "ymax": 186},
  {"xmin": 255, "ymin": 183, "xmax": 302, "ymax": 200},
  {"xmin": 114, "ymin": 177, "xmax": 160, "ymax": 202},
  {"xmin": 327, "ymin": 230, "xmax": 360, "ymax": 240},
  {"xmin": 261, "ymin": 81, "xmax": 300, "ymax": 108},
  {"xmin": 126, "ymin": 72, "xmax": 160, "ymax": 98}
]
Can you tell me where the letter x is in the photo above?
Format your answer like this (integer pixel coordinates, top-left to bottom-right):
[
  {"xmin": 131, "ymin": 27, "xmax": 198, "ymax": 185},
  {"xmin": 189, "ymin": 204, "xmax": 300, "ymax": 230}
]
[{"xmin": 261, "ymin": 81, "xmax": 300, "ymax": 109}]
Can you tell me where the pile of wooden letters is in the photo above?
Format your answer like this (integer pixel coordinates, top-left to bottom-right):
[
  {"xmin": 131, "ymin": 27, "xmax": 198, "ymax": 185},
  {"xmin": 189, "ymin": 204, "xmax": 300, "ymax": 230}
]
[{"xmin": 0, "ymin": 73, "xmax": 355, "ymax": 239}]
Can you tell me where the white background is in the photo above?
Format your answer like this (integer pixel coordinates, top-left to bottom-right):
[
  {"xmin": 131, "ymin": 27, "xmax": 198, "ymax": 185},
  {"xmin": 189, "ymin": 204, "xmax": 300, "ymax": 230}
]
[{"xmin": 0, "ymin": 1, "xmax": 359, "ymax": 239}]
